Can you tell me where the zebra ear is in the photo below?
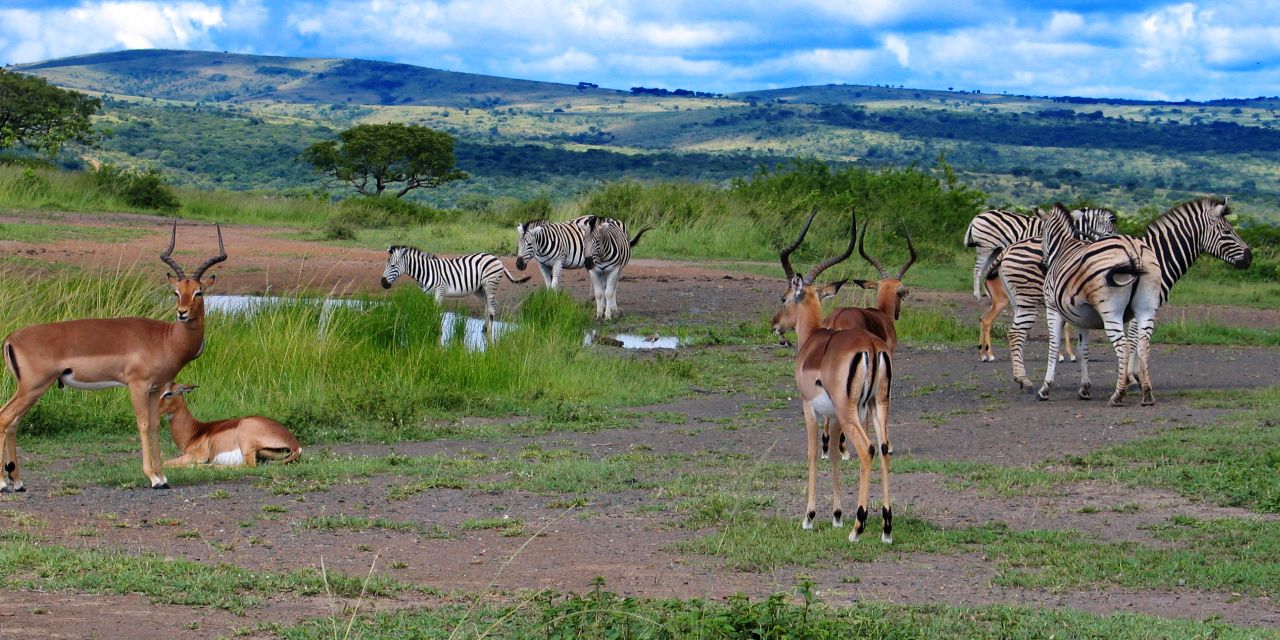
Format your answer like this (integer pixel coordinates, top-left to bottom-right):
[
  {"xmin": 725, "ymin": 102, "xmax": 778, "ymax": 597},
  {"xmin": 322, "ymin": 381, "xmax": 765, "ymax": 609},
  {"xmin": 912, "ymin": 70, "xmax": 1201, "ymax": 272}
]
[{"xmin": 516, "ymin": 223, "xmax": 525, "ymax": 235}]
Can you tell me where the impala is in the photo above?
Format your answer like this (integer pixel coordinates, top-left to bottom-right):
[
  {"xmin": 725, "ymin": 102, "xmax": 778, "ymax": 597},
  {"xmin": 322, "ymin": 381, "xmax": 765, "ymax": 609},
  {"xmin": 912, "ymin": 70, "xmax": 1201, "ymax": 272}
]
[
  {"xmin": 158, "ymin": 383, "xmax": 301, "ymax": 467},
  {"xmin": 0, "ymin": 220, "xmax": 226, "ymax": 491},
  {"xmin": 777, "ymin": 209, "xmax": 894, "ymax": 543}
]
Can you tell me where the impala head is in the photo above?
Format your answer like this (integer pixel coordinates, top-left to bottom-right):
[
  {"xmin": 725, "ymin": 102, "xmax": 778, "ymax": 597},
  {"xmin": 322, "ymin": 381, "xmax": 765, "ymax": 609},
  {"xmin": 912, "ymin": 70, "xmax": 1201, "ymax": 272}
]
[
  {"xmin": 380, "ymin": 245, "xmax": 417, "ymax": 289},
  {"xmin": 850, "ymin": 218, "xmax": 917, "ymax": 321},
  {"xmin": 514, "ymin": 219, "xmax": 545, "ymax": 271},
  {"xmin": 161, "ymin": 220, "xmax": 226, "ymax": 323},
  {"xmin": 770, "ymin": 208, "xmax": 857, "ymax": 343},
  {"xmin": 1192, "ymin": 198, "xmax": 1252, "ymax": 269},
  {"xmin": 157, "ymin": 382, "xmax": 197, "ymax": 417}
]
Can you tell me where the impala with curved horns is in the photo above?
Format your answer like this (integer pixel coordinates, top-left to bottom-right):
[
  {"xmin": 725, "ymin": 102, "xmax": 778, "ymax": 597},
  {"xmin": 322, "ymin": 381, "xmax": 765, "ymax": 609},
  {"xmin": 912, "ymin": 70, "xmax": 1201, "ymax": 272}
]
[
  {"xmin": 776, "ymin": 208, "xmax": 895, "ymax": 543},
  {"xmin": 0, "ymin": 220, "xmax": 226, "ymax": 491},
  {"xmin": 772, "ymin": 214, "xmax": 916, "ymax": 459}
]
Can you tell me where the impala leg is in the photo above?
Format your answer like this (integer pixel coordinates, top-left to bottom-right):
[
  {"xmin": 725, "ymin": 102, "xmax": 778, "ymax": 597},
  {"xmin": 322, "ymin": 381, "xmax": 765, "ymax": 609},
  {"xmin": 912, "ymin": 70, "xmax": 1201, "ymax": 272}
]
[
  {"xmin": 1076, "ymin": 329, "xmax": 1092, "ymax": 400},
  {"xmin": 871, "ymin": 355, "xmax": 893, "ymax": 543},
  {"xmin": 1037, "ymin": 309, "xmax": 1066, "ymax": 401},
  {"xmin": 979, "ymin": 278, "xmax": 1008, "ymax": 362},
  {"xmin": 802, "ymin": 402, "xmax": 820, "ymax": 530},
  {"xmin": 163, "ymin": 453, "xmax": 204, "ymax": 468},
  {"xmin": 1062, "ymin": 327, "xmax": 1077, "ymax": 362},
  {"xmin": 129, "ymin": 384, "xmax": 169, "ymax": 489},
  {"xmin": 828, "ymin": 416, "xmax": 844, "ymax": 528},
  {"xmin": 843, "ymin": 409, "xmax": 875, "ymax": 543},
  {"xmin": 0, "ymin": 381, "xmax": 53, "ymax": 492},
  {"xmin": 1007, "ymin": 300, "xmax": 1038, "ymax": 390}
]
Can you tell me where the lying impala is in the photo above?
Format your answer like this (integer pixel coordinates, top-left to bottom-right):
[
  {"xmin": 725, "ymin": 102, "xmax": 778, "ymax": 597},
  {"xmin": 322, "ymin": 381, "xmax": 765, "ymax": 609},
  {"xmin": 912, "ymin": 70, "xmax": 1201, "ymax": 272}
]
[
  {"xmin": 776, "ymin": 208, "xmax": 894, "ymax": 543},
  {"xmin": 158, "ymin": 383, "xmax": 301, "ymax": 467},
  {"xmin": 772, "ymin": 214, "xmax": 916, "ymax": 458},
  {"xmin": 0, "ymin": 221, "xmax": 225, "ymax": 491}
]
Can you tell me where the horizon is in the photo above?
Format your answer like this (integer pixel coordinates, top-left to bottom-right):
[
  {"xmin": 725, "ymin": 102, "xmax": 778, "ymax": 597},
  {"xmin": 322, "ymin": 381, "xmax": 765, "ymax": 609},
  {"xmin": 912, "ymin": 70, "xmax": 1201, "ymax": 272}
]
[{"xmin": 2, "ymin": 1, "xmax": 1279, "ymax": 102}]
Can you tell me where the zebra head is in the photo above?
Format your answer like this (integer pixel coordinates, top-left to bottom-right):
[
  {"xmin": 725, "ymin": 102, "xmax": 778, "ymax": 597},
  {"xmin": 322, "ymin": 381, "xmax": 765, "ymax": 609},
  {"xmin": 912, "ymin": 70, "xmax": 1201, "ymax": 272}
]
[
  {"xmin": 1194, "ymin": 199, "xmax": 1252, "ymax": 269},
  {"xmin": 381, "ymin": 245, "xmax": 408, "ymax": 289},
  {"xmin": 1069, "ymin": 207, "xmax": 1118, "ymax": 241},
  {"xmin": 514, "ymin": 220, "xmax": 543, "ymax": 271},
  {"xmin": 1037, "ymin": 204, "xmax": 1076, "ymax": 266}
]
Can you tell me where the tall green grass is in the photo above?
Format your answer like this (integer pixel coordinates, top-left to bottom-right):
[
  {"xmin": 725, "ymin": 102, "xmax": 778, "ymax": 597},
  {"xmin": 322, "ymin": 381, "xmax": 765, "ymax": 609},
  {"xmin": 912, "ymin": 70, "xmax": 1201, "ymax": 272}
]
[{"xmin": 0, "ymin": 268, "xmax": 688, "ymax": 445}]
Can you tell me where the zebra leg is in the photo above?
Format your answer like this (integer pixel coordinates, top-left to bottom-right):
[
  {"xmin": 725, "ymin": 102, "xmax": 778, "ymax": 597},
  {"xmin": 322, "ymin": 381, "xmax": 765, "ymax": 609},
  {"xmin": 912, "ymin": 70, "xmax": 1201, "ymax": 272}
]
[
  {"xmin": 549, "ymin": 261, "xmax": 563, "ymax": 289},
  {"xmin": 1103, "ymin": 320, "xmax": 1131, "ymax": 407},
  {"xmin": 538, "ymin": 261, "xmax": 555, "ymax": 288},
  {"xmin": 483, "ymin": 286, "xmax": 498, "ymax": 344},
  {"xmin": 973, "ymin": 248, "xmax": 993, "ymax": 300},
  {"xmin": 1076, "ymin": 329, "xmax": 1092, "ymax": 400},
  {"xmin": 1037, "ymin": 308, "xmax": 1066, "ymax": 401},
  {"xmin": 587, "ymin": 269, "xmax": 606, "ymax": 319},
  {"xmin": 1125, "ymin": 318, "xmax": 1141, "ymax": 390},
  {"xmin": 604, "ymin": 268, "xmax": 622, "ymax": 319},
  {"xmin": 1007, "ymin": 300, "xmax": 1038, "ymax": 391},
  {"xmin": 1132, "ymin": 315, "xmax": 1157, "ymax": 406}
]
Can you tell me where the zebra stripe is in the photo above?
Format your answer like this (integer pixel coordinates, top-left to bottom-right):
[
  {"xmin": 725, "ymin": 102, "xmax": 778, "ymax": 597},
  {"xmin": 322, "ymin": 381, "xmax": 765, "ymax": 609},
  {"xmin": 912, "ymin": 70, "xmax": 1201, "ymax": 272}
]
[
  {"xmin": 1140, "ymin": 197, "xmax": 1252, "ymax": 303},
  {"xmin": 581, "ymin": 216, "xmax": 652, "ymax": 320},
  {"xmin": 964, "ymin": 209, "xmax": 1041, "ymax": 299},
  {"xmin": 380, "ymin": 246, "xmax": 529, "ymax": 341},
  {"xmin": 1038, "ymin": 205, "xmax": 1162, "ymax": 406},
  {"xmin": 989, "ymin": 208, "xmax": 1118, "ymax": 388},
  {"xmin": 515, "ymin": 218, "xmax": 596, "ymax": 288}
]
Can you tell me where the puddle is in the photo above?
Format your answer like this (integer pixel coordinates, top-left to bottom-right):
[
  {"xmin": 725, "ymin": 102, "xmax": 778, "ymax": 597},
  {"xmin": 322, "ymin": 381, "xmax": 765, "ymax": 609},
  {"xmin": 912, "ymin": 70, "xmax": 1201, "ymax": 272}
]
[{"xmin": 207, "ymin": 296, "xmax": 677, "ymax": 351}]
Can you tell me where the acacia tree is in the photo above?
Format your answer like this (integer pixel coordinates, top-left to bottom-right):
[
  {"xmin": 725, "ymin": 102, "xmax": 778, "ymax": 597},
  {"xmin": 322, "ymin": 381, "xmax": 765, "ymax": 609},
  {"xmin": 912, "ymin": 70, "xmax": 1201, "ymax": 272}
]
[
  {"xmin": 303, "ymin": 123, "xmax": 468, "ymax": 198},
  {"xmin": 0, "ymin": 69, "xmax": 101, "ymax": 155}
]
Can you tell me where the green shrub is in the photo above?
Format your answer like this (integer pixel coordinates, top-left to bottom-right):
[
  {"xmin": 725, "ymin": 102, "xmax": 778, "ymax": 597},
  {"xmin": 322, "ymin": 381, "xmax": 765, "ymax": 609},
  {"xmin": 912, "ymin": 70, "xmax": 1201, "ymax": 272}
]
[{"xmin": 89, "ymin": 164, "xmax": 179, "ymax": 213}]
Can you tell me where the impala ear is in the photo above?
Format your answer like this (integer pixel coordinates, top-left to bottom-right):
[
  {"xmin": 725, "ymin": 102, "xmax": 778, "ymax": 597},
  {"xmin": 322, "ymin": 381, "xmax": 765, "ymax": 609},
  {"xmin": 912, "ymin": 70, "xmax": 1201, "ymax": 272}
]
[
  {"xmin": 202, "ymin": 273, "xmax": 216, "ymax": 289},
  {"xmin": 166, "ymin": 273, "xmax": 178, "ymax": 285},
  {"xmin": 852, "ymin": 279, "xmax": 877, "ymax": 290},
  {"xmin": 817, "ymin": 279, "xmax": 847, "ymax": 300}
]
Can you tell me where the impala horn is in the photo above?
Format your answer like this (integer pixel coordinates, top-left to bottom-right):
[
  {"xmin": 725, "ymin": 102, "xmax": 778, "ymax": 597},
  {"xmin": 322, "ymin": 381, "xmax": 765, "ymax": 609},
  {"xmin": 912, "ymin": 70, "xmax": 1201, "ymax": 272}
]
[
  {"xmin": 896, "ymin": 223, "xmax": 917, "ymax": 280},
  {"xmin": 779, "ymin": 208, "xmax": 818, "ymax": 281},
  {"xmin": 191, "ymin": 223, "xmax": 227, "ymax": 281},
  {"xmin": 806, "ymin": 207, "xmax": 858, "ymax": 283},
  {"xmin": 858, "ymin": 216, "xmax": 890, "ymax": 280},
  {"xmin": 159, "ymin": 219, "xmax": 186, "ymax": 278}
]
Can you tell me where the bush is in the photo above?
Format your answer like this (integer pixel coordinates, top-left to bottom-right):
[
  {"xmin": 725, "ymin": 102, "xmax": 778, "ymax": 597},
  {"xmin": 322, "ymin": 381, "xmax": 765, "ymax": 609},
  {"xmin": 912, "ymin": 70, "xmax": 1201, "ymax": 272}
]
[
  {"xmin": 330, "ymin": 195, "xmax": 434, "ymax": 228},
  {"xmin": 89, "ymin": 164, "xmax": 180, "ymax": 213}
]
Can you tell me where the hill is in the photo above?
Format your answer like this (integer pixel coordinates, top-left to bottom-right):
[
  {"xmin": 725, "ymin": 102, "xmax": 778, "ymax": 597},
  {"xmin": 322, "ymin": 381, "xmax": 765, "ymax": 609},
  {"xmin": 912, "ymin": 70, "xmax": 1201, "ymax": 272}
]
[{"xmin": 10, "ymin": 49, "xmax": 1280, "ymax": 221}]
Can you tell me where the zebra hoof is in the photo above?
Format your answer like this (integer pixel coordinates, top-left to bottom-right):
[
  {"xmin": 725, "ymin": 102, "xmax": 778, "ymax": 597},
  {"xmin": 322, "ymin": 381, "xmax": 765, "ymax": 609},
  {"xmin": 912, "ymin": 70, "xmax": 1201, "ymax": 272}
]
[
  {"xmin": 1141, "ymin": 391, "xmax": 1155, "ymax": 406},
  {"xmin": 1108, "ymin": 394, "xmax": 1125, "ymax": 407},
  {"xmin": 1077, "ymin": 385, "xmax": 1092, "ymax": 400},
  {"xmin": 1036, "ymin": 387, "xmax": 1050, "ymax": 401}
]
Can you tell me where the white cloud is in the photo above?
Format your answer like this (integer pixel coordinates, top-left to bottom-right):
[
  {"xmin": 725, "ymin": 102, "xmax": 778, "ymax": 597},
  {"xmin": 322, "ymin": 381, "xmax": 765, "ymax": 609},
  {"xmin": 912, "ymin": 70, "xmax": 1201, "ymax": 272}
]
[
  {"xmin": 1, "ymin": 2, "xmax": 226, "ymax": 64},
  {"xmin": 884, "ymin": 34, "xmax": 909, "ymax": 67}
]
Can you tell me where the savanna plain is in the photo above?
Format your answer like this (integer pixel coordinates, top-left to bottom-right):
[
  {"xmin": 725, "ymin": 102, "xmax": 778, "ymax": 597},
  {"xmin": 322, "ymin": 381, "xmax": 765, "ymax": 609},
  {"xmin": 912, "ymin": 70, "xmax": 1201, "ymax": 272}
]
[{"xmin": 1, "ymin": 168, "xmax": 1279, "ymax": 639}]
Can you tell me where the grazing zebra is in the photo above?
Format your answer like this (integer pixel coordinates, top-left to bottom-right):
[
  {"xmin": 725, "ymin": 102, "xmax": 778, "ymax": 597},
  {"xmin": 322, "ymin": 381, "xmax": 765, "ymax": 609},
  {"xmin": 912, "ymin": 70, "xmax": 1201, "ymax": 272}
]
[
  {"xmin": 983, "ymin": 207, "xmax": 1119, "ymax": 388},
  {"xmin": 581, "ymin": 216, "xmax": 652, "ymax": 320},
  {"xmin": 515, "ymin": 218, "xmax": 596, "ymax": 288},
  {"xmin": 964, "ymin": 209, "xmax": 1040, "ymax": 299},
  {"xmin": 380, "ymin": 246, "xmax": 530, "ymax": 342},
  {"xmin": 1038, "ymin": 204, "xmax": 1162, "ymax": 406}
]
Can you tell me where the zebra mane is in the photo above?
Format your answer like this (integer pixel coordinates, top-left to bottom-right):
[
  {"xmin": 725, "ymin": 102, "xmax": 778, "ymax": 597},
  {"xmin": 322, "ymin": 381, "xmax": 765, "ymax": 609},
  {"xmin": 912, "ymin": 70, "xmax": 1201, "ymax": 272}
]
[{"xmin": 389, "ymin": 245, "xmax": 434, "ymax": 259}]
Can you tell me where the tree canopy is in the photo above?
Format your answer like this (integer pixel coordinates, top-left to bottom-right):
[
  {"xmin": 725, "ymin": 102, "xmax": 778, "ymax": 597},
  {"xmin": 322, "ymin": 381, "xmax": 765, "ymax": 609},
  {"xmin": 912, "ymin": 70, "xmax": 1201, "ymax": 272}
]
[
  {"xmin": 0, "ymin": 69, "xmax": 102, "ymax": 155},
  {"xmin": 302, "ymin": 123, "xmax": 468, "ymax": 198}
]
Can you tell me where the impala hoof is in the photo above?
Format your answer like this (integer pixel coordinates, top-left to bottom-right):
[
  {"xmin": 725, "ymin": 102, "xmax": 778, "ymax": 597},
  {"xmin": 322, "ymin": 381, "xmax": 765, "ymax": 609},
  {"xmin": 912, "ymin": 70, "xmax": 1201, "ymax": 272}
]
[
  {"xmin": 882, "ymin": 532, "xmax": 893, "ymax": 544},
  {"xmin": 0, "ymin": 485, "xmax": 24, "ymax": 493},
  {"xmin": 152, "ymin": 482, "xmax": 171, "ymax": 490},
  {"xmin": 803, "ymin": 511, "xmax": 815, "ymax": 530}
]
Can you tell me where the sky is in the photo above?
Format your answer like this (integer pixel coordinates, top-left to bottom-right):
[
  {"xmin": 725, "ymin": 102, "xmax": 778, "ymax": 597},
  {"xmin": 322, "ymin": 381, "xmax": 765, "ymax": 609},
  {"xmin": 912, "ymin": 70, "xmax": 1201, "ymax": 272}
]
[{"xmin": 2, "ymin": 1, "xmax": 1279, "ymax": 101}]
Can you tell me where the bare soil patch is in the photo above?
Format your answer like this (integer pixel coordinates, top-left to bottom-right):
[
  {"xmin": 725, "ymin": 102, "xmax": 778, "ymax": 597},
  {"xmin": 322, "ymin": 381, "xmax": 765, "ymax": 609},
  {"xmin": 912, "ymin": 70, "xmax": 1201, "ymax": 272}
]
[{"xmin": 1, "ymin": 211, "xmax": 1278, "ymax": 636}]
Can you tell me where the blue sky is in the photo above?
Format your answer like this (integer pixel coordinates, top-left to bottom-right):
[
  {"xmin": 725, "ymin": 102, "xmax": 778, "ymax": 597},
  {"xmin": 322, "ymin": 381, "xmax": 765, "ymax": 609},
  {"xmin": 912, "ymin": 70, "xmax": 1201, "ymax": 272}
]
[{"xmin": 2, "ymin": 1, "xmax": 1279, "ymax": 101}]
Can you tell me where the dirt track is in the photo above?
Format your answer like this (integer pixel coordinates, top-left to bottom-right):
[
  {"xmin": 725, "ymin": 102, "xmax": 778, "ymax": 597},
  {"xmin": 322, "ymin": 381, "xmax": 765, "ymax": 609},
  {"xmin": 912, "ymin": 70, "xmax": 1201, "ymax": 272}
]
[{"xmin": 1, "ymin": 211, "xmax": 1278, "ymax": 638}]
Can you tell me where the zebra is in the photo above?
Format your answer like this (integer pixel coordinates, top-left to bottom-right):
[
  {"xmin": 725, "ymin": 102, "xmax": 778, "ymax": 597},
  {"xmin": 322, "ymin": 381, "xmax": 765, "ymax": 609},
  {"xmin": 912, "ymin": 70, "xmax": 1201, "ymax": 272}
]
[
  {"xmin": 516, "ymin": 215, "xmax": 651, "ymax": 319},
  {"xmin": 581, "ymin": 216, "xmax": 651, "ymax": 320},
  {"xmin": 1037, "ymin": 204, "xmax": 1162, "ymax": 406},
  {"xmin": 380, "ymin": 246, "xmax": 530, "ymax": 343},
  {"xmin": 983, "ymin": 207, "xmax": 1120, "ymax": 389},
  {"xmin": 964, "ymin": 209, "xmax": 1040, "ymax": 300},
  {"xmin": 515, "ymin": 218, "xmax": 596, "ymax": 288}
]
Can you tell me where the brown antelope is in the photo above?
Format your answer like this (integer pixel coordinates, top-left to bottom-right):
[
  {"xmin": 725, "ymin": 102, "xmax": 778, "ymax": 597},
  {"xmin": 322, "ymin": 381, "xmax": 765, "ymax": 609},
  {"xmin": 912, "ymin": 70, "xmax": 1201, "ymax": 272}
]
[
  {"xmin": 0, "ymin": 220, "xmax": 225, "ymax": 491},
  {"xmin": 158, "ymin": 383, "xmax": 301, "ymax": 467},
  {"xmin": 771, "ymin": 215, "xmax": 916, "ymax": 459},
  {"xmin": 776, "ymin": 209, "xmax": 894, "ymax": 543}
]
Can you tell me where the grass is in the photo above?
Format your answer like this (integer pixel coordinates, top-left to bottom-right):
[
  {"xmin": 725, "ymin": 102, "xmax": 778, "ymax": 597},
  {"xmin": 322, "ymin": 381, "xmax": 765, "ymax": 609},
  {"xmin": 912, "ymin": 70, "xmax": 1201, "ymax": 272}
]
[
  {"xmin": 0, "ymin": 539, "xmax": 413, "ymax": 614},
  {"xmin": 277, "ymin": 584, "xmax": 1280, "ymax": 639}
]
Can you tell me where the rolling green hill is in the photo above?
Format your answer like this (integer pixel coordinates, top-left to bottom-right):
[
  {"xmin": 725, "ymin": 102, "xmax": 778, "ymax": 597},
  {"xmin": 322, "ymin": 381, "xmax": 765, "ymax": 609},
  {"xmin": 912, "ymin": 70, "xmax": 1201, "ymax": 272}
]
[{"xmin": 11, "ymin": 49, "xmax": 1280, "ymax": 222}]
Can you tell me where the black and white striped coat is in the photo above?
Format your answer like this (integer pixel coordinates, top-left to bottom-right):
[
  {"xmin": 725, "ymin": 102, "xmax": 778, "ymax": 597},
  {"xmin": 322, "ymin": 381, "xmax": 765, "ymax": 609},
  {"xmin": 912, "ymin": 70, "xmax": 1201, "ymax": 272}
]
[
  {"xmin": 515, "ymin": 218, "xmax": 596, "ymax": 289},
  {"xmin": 964, "ymin": 209, "xmax": 1040, "ymax": 299},
  {"xmin": 987, "ymin": 208, "xmax": 1119, "ymax": 388},
  {"xmin": 380, "ymin": 246, "xmax": 529, "ymax": 341},
  {"xmin": 579, "ymin": 216, "xmax": 651, "ymax": 320},
  {"xmin": 1139, "ymin": 197, "xmax": 1252, "ymax": 303},
  {"xmin": 1037, "ymin": 204, "xmax": 1162, "ymax": 406}
]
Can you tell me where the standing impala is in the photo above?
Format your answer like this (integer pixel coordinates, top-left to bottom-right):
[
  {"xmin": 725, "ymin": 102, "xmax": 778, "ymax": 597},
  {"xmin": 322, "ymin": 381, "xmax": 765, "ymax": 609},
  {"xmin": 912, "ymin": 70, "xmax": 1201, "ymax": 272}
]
[
  {"xmin": 0, "ymin": 220, "xmax": 226, "ymax": 491},
  {"xmin": 777, "ymin": 209, "xmax": 895, "ymax": 543}
]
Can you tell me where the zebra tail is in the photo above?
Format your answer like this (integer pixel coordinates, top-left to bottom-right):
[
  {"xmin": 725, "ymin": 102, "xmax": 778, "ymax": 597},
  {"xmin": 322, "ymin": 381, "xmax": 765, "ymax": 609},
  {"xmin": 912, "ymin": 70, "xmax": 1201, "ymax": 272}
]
[
  {"xmin": 1105, "ymin": 259, "xmax": 1146, "ymax": 287},
  {"xmin": 981, "ymin": 251, "xmax": 1002, "ymax": 281},
  {"xmin": 629, "ymin": 226, "xmax": 654, "ymax": 247},
  {"xmin": 963, "ymin": 224, "xmax": 979, "ymax": 248},
  {"xmin": 502, "ymin": 264, "xmax": 532, "ymax": 283}
]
